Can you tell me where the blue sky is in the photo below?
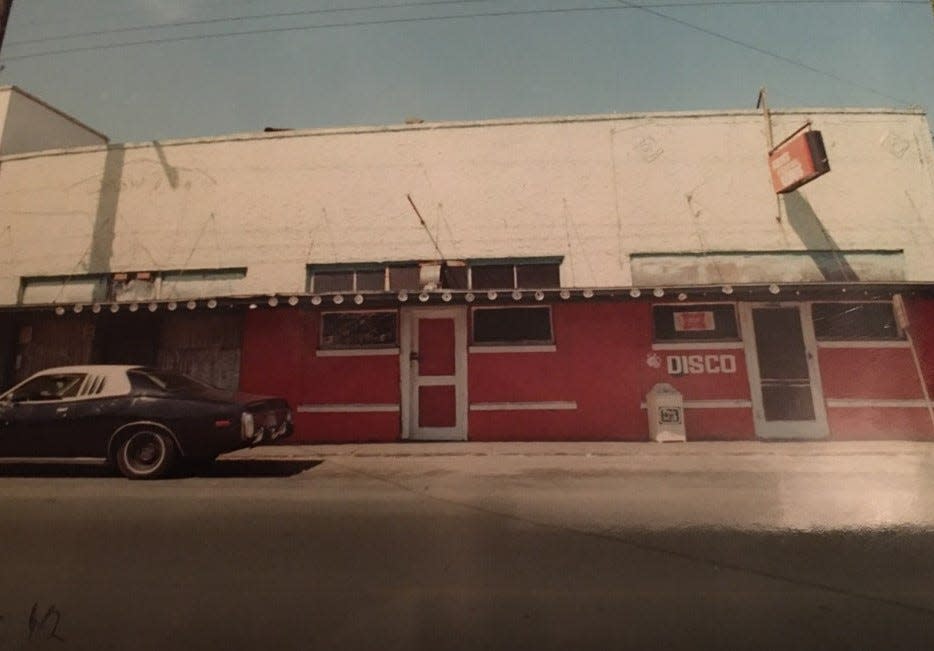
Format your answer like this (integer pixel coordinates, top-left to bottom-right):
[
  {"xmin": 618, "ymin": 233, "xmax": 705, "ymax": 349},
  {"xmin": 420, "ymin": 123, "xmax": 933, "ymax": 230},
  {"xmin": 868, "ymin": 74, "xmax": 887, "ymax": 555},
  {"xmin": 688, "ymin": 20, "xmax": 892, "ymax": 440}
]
[{"xmin": 1, "ymin": 1, "xmax": 932, "ymax": 142}]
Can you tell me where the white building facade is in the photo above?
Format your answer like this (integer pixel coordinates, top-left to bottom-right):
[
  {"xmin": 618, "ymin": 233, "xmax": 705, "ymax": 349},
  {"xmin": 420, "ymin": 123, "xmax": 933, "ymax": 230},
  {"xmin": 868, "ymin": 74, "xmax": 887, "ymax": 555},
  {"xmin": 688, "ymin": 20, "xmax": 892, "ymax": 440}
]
[{"xmin": 2, "ymin": 86, "xmax": 934, "ymax": 443}]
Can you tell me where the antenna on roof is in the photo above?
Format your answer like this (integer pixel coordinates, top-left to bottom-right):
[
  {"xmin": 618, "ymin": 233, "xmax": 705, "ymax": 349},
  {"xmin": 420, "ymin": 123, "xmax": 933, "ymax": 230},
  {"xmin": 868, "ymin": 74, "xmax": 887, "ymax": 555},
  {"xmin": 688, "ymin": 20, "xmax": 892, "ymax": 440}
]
[{"xmin": 406, "ymin": 193, "xmax": 445, "ymax": 261}]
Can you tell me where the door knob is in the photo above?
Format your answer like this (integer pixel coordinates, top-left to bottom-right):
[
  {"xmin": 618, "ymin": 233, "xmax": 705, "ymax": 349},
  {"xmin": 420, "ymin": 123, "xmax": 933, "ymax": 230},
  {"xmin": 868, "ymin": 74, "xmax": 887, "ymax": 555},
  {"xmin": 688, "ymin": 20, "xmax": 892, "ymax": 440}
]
[{"xmin": 409, "ymin": 352, "xmax": 419, "ymax": 362}]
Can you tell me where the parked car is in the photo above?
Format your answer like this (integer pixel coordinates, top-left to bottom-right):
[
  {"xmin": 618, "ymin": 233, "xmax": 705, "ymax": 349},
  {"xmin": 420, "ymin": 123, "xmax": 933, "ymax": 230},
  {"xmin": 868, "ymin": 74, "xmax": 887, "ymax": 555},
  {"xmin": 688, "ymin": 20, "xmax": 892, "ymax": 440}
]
[{"xmin": 0, "ymin": 365, "xmax": 292, "ymax": 479}]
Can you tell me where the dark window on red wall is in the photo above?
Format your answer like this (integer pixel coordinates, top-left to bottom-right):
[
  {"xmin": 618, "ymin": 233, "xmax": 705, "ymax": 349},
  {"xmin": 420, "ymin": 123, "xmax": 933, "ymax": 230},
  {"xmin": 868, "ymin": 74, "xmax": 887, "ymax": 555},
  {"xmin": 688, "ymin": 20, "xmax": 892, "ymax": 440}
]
[
  {"xmin": 812, "ymin": 302, "xmax": 902, "ymax": 340},
  {"xmin": 472, "ymin": 307, "xmax": 553, "ymax": 344},
  {"xmin": 653, "ymin": 304, "xmax": 739, "ymax": 342},
  {"xmin": 321, "ymin": 312, "xmax": 398, "ymax": 348}
]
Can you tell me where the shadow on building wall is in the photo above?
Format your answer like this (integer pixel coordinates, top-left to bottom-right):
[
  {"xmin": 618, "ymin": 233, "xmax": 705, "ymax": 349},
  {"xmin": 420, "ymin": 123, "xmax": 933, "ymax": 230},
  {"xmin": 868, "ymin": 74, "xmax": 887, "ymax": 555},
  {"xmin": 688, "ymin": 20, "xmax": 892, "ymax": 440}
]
[
  {"xmin": 89, "ymin": 144, "xmax": 126, "ymax": 299},
  {"xmin": 783, "ymin": 190, "xmax": 860, "ymax": 282}
]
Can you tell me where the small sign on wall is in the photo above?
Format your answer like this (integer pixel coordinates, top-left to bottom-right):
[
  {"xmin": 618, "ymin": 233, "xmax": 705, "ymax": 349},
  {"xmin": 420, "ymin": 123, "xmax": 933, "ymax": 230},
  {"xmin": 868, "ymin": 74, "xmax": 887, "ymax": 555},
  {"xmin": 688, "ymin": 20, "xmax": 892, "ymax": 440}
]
[
  {"xmin": 646, "ymin": 352, "xmax": 738, "ymax": 375},
  {"xmin": 673, "ymin": 311, "xmax": 715, "ymax": 332}
]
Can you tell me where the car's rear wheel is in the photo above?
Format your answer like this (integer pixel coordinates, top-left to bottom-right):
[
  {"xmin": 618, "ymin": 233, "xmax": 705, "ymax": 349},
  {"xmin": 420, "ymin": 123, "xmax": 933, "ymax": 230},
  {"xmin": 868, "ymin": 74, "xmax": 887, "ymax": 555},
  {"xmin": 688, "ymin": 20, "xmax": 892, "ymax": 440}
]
[{"xmin": 116, "ymin": 429, "xmax": 177, "ymax": 480}]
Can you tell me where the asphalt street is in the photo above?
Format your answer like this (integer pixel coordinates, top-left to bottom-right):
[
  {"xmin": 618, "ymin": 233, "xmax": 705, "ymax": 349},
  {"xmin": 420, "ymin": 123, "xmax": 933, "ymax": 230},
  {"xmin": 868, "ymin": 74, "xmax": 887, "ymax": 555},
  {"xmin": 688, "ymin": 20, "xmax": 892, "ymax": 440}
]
[{"xmin": 2, "ymin": 441, "xmax": 934, "ymax": 650}]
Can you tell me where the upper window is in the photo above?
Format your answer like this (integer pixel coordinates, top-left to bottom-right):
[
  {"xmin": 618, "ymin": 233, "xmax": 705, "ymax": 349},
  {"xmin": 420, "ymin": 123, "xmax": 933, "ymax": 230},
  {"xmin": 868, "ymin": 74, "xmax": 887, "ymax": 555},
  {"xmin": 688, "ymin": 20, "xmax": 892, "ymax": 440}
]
[
  {"xmin": 308, "ymin": 265, "xmax": 421, "ymax": 293},
  {"xmin": 653, "ymin": 304, "xmax": 740, "ymax": 342},
  {"xmin": 812, "ymin": 302, "xmax": 903, "ymax": 340},
  {"xmin": 320, "ymin": 311, "xmax": 399, "ymax": 349},
  {"xmin": 308, "ymin": 259, "xmax": 561, "ymax": 293},
  {"xmin": 468, "ymin": 261, "xmax": 561, "ymax": 290},
  {"xmin": 472, "ymin": 307, "xmax": 553, "ymax": 345},
  {"xmin": 19, "ymin": 268, "xmax": 247, "ymax": 305}
]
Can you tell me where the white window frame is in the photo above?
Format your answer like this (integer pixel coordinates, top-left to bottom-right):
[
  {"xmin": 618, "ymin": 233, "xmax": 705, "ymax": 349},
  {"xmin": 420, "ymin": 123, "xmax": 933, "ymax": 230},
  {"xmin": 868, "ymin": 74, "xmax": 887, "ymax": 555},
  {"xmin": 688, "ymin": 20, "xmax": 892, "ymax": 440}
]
[
  {"xmin": 469, "ymin": 305, "xmax": 555, "ymax": 349},
  {"xmin": 318, "ymin": 309, "xmax": 400, "ymax": 352}
]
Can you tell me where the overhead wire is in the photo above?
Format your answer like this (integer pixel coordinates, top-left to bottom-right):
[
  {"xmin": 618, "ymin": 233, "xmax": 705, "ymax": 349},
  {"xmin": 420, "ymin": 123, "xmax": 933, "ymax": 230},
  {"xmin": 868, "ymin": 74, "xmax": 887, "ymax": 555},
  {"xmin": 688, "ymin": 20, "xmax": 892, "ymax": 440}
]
[
  {"xmin": 0, "ymin": 0, "xmax": 921, "ymax": 105},
  {"xmin": 611, "ymin": 0, "xmax": 913, "ymax": 104},
  {"xmin": 4, "ymin": 0, "xmax": 926, "ymax": 48}
]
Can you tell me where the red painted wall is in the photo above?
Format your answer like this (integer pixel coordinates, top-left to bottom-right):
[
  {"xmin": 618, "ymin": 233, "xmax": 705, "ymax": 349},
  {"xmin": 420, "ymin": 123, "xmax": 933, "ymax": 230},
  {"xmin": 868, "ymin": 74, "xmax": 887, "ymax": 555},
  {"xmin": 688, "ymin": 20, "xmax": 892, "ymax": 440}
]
[
  {"xmin": 468, "ymin": 302, "xmax": 755, "ymax": 441},
  {"xmin": 238, "ymin": 297, "xmax": 934, "ymax": 444},
  {"xmin": 905, "ymin": 297, "xmax": 934, "ymax": 397},
  {"xmin": 815, "ymin": 297, "xmax": 934, "ymax": 440},
  {"xmin": 819, "ymin": 347, "xmax": 924, "ymax": 400},
  {"xmin": 240, "ymin": 308, "xmax": 400, "ymax": 443}
]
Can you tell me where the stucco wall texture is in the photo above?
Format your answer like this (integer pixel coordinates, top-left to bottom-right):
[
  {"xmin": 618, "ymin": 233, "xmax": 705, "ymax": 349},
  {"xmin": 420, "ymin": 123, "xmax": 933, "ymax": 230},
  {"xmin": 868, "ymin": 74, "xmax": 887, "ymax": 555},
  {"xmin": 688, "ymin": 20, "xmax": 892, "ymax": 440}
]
[{"xmin": 1, "ymin": 106, "xmax": 933, "ymax": 306}]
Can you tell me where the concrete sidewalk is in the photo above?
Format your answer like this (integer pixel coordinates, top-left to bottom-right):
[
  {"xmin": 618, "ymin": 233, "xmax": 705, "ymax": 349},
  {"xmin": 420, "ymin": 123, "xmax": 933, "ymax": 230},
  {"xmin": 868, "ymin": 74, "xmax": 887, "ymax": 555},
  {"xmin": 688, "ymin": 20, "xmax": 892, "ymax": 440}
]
[{"xmin": 226, "ymin": 439, "xmax": 934, "ymax": 460}]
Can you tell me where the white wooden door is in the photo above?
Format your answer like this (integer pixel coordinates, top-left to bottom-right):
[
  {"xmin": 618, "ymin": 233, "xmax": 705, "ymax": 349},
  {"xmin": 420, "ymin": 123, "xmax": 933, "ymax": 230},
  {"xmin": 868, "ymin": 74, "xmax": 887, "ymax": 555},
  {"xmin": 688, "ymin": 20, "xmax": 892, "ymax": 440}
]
[{"xmin": 400, "ymin": 307, "xmax": 468, "ymax": 440}]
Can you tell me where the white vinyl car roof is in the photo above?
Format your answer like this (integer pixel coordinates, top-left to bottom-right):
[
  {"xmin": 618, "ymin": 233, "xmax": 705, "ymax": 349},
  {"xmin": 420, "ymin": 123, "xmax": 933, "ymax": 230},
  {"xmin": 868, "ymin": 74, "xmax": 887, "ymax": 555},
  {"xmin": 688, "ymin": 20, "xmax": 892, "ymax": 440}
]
[{"xmin": 2, "ymin": 365, "xmax": 140, "ymax": 401}]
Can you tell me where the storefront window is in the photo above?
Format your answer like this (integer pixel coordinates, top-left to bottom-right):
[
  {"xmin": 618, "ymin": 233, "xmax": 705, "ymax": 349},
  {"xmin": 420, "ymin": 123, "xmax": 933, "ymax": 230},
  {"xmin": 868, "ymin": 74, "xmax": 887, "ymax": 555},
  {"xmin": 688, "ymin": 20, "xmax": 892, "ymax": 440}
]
[
  {"xmin": 320, "ymin": 311, "xmax": 398, "ymax": 348},
  {"xmin": 811, "ymin": 302, "xmax": 902, "ymax": 340},
  {"xmin": 472, "ymin": 307, "xmax": 553, "ymax": 344},
  {"xmin": 653, "ymin": 304, "xmax": 740, "ymax": 342}
]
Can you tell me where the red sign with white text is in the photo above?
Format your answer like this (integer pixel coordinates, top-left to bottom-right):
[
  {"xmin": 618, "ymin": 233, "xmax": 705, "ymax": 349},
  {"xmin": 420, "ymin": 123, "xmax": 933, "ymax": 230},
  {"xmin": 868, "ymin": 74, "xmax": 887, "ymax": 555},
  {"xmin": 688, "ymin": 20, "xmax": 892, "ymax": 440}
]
[
  {"xmin": 769, "ymin": 129, "xmax": 830, "ymax": 194},
  {"xmin": 674, "ymin": 311, "xmax": 715, "ymax": 332}
]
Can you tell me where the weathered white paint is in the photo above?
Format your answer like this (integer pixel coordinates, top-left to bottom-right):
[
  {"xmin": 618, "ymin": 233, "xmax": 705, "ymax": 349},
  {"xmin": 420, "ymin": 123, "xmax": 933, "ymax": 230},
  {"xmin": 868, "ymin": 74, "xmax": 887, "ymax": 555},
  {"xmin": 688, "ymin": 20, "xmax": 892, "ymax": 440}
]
[
  {"xmin": 469, "ymin": 401, "xmax": 578, "ymax": 411},
  {"xmin": 296, "ymin": 403, "xmax": 400, "ymax": 413},
  {"xmin": 1, "ymin": 99, "xmax": 933, "ymax": 306},
  {"xmin": 0, "ymin": 86, "xmax": 107, "ymax": 157}
]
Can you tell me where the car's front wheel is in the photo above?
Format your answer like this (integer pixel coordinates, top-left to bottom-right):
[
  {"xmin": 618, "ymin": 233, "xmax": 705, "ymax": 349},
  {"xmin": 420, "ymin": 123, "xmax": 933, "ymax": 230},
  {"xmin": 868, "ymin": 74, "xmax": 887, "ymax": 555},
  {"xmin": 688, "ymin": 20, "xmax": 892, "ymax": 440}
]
[{"xmin": 116, "ymin": 429, "xmax": 177, "ymax": 480}]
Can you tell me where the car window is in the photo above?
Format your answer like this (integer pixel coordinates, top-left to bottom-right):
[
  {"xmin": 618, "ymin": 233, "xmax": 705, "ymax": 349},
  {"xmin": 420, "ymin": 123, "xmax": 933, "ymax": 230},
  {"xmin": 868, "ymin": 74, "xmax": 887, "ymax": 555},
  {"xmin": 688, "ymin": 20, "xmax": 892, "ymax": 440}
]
[
  {"xmin": 8, "ymin": 373, "xmax": 86, "ymax": 402},
  {"xmin": 128, "ymin": 369, "xmax": 213, "ymax": 393}
]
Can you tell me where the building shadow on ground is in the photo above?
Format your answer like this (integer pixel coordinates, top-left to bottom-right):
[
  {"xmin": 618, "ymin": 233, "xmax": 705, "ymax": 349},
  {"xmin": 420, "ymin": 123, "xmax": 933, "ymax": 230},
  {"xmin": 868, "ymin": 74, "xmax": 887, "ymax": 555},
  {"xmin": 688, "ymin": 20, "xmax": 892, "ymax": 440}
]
[{"xmin": 0, "ymin": 459, "xmax": 322, "ymax": 479}]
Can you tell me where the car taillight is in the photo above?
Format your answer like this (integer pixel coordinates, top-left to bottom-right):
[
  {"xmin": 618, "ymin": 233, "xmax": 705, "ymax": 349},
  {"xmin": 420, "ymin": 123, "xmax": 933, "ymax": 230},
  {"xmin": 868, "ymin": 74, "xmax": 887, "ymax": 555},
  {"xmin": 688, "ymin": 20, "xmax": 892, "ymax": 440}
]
[{"xmin": 240, "ymin": 412, "xmax": 255, "ymax": 440}]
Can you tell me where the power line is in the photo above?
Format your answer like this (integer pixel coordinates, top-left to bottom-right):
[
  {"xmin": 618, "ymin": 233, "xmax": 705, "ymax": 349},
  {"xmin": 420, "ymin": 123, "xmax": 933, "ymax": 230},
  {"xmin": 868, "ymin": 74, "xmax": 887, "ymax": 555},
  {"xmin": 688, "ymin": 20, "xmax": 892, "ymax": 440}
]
[
  {"xmin": 612, "ymin": 0, "xmax": 913, "ymax": 104},
  {"xmin": 4, "ymin": 0, "xmax": 925, "ymax": 47},
  {"xmin": 4, "ymin": 0, "xmax": 498, "ymax": 47},
  {"xmin": 0, "ymin": 0, "xmax": 921, "ymax": 106}
]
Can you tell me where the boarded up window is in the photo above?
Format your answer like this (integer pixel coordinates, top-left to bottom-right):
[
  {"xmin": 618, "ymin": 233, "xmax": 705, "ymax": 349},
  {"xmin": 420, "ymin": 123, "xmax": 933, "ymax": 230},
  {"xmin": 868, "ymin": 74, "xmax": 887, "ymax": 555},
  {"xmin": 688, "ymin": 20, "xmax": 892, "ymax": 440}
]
[
  {"xmin": 12, "ymin": 316, "xmax": 95, "ymax": 383},
  {"xmin": 321, "ymin": 312, "xmax": 398, "ymax": 348},
  {"xmin": 653, "ymin": 305, "xmax": 739, "ymax": 342},
  {"xmin": 156, "ymin": 313, "xmax": 244, "ymax": 390},
  {"xmin": 472, "ymin": 307, "xmax": 553, "ymax": 344},
  {"xmin": 812, "ymin": 302, "xmax": 902, "ymax": 340}
]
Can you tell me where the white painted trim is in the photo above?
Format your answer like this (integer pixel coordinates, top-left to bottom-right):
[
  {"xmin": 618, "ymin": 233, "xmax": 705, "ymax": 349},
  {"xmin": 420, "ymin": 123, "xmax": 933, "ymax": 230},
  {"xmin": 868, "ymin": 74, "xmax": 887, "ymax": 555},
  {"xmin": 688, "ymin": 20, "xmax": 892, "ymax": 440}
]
[
  {"xmin": 816, "ymin": 340, "xmax": 910, "ymax": 349},
  {"xmin": 417, "ymin": 375, "xmax": 457, "ymax": 387},
  {"xmin": 297, "ymin": 403, "xmax": 400, "ymax": 413},
  {"xmin": 470, "ymin": 401, "xmax": 578, "ymax": 411},
  {"xmin": 639, "ymin": 399, "xmax": 752, "ymax": 410},
  {"xmin": 401, "ymin": 307, "xmax": 469, "ymax": 441},
  {"xmin": 825, "ymin": 399, "xmax": 930, "ymax": 409},
  {"xmin": 315, "ymin": 348, "xmax": 400, "ymax": 357},
  {"xmin": 651, "ymin": 342, "xmax": 744, "ymax": 351},
  {"xmin": 469, "ymin": 345, "xmax": 557, "ymax": 354},
  {"xmin": 685, "ymin": 399, "xmax": 753, "ymax": 409},
  {"xmin": 740, "ymin": 302, "xmax": 829, "ymax": 440}
]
